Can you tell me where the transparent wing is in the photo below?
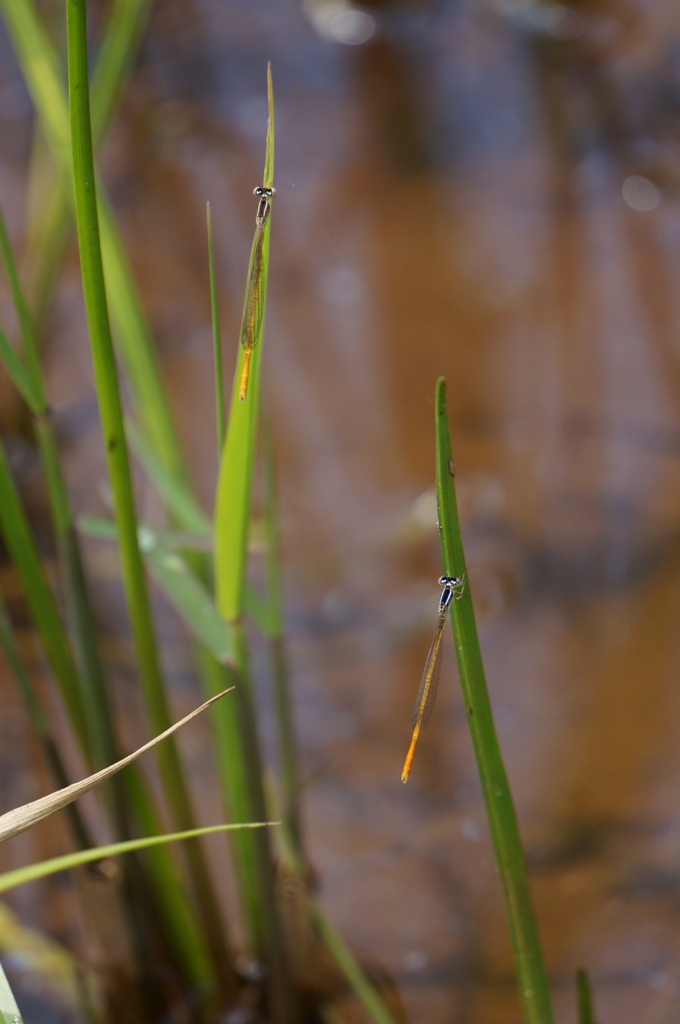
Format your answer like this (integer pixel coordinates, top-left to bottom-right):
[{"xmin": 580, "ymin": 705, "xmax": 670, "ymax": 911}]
[
  {"xmin": 239, "ymin": 222, "xmax": 266, "ymax": 351},
  {"xmin": 410, "ymin": 622, "xmax": 445, "ymax": 730}
]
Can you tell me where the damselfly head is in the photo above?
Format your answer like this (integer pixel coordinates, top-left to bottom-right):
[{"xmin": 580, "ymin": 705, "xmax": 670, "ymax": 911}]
[
  {"xmin": 253, "ymin": 186, "xmax": 276, "ymax": 227},
  {"xmin": 439, "ymin": 575, "xmax": 461, "ymax": 587}
]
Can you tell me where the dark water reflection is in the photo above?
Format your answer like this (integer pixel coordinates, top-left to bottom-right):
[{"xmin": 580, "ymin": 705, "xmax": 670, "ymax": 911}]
[{"xmin": 3, "ymin": 0, "xmax": 680, "ymax": 1021}]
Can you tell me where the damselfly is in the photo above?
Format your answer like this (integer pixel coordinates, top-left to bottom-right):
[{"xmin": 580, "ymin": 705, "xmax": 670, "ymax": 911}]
[
  {"xmin": 239, "ymin": 185, "xmax": 276, "ymax": 402},
  {"xmin": 401, "ymin": 575, "xmax": 466, "ymax": 783}
]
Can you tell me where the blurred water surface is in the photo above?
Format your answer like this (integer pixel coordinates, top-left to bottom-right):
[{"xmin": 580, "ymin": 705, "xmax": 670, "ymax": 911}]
[{"xmin": 3, "ymin": 0, "xmax": 680, "ymax": 1021}]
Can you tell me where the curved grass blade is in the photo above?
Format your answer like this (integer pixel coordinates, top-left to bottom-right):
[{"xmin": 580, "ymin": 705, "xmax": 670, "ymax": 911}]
[
  {"xmin": 0, "ymin": 690, "xmax": 232, "ymax": 844},
  {"xmin": 0, "ymin": 820, "xmax": 279, "ymax": 896}
]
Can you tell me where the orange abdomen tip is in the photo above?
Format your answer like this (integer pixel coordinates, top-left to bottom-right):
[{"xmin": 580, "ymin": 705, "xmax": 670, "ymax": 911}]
[
  {"xmin": 401, "ymin": 724, "xmax": 421, "ymax": 783},
  {"xmin": 239, "ymin": 347, "xmax": 252, "ymax": 402}
]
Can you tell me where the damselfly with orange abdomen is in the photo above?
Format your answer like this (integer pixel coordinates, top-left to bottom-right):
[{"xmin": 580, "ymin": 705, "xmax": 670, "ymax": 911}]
[
  {"xmin": 401, "ymin": 574, "xmax": 466, "ymax": 783},
  {"xmin": 238, "ymin": 185, "xmax": 276, "ymax": 402}
]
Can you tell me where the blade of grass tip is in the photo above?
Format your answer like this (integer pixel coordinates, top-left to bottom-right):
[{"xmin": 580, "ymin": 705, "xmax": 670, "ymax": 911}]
[
  {"xmin": 0, "ymin": 820, "xmax": 280, "ymax": 896},
  {"xmin": 66, "ymin": 0, "xmax": 232, "ymax": 988},
  {"xmin": 207, "ymin": 202, "xmax": 226, "ymax": 449},
  {"xmin": 434, "ymin": 377, "xmax": 554, "ymax": 1024},
  {"xmin": 264, "ymin": 62, "xmax": 275, "ymax": 190},
  {"xmin": 576, "ymin": 969, "xmax": 597, "ymax": 1024}
]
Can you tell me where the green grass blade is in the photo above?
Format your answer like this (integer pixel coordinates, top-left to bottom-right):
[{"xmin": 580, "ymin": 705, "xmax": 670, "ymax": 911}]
[
  {"xmin": 67, "ymin": 0, "xmax": 231, "ymax": 984},
  {"xmin": 210, "ymin": 69, "xmax": 289, "ymax": 983},
  {"xmin": 67, "ymin": 0, "xmax": 179, "ymax": 813},
  {"xmin": 0, "ymin": 821, "xmax": 279, "ymax": 896},
  {"xmin": 263, "ymin": 63, "xmax": 275, "ymax": 189},
  {"xmin": 215, "ymin": 63, "xmax": 275, "ymax": 620},
  {"xmin": 434, "ymin": 377, "xmax": 554, "ymax": 1024},
  {"xmin": 68, "ymin": 0, "xmax": 172, "ymax": 747}
]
